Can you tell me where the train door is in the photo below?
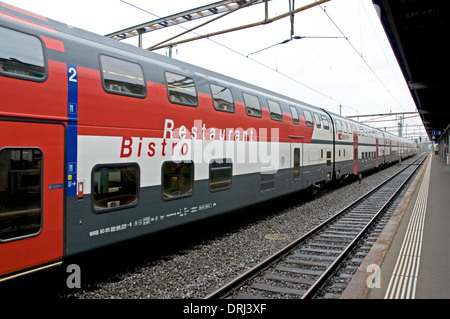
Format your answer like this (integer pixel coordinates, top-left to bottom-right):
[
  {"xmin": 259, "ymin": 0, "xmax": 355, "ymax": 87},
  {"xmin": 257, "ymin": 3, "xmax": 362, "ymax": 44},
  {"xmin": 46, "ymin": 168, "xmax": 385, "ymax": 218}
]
[
  {"xmin": 389, "ymin": 140, "xmax": 392, "ymax": 163},
  {"xmin": 0, "ymin": 120, "xmax": 64, "ymax": 280},
  {"xmin": 376, "ymin": 138, "xmax": 379, "ymax": 167},
  {"xmin": 353, "ymin": 132, "xmax": 358, "ymax": 174},
  {"xmin": 290, "ymin": 139, "xmax": 302, "ymax": 186}
]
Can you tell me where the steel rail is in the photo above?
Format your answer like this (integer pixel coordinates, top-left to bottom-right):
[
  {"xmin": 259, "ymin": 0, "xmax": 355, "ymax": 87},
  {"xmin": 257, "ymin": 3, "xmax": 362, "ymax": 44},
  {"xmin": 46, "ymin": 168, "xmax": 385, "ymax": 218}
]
[
  {"xmin": 205, "ymin": 154, "xmax": 426, "ymax": 299},
  {"xmin": 301, "ymin": 155, "xmax": 426, "ymax": 298}
]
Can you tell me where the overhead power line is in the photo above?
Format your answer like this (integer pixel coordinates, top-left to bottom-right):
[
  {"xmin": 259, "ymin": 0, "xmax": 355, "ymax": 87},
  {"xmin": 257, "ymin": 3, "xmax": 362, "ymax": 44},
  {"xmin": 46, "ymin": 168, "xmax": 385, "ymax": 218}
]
[
  {"xmin": 113, "ymin": 0, "xmax": 344, "ymax": 105},
  {"xmin": 314, "ymin": 0, "xmax": 406, "ymax": 111},
  {"xmin": 246, "ymin": 35, "xmax": 346, "ymax": 57}
]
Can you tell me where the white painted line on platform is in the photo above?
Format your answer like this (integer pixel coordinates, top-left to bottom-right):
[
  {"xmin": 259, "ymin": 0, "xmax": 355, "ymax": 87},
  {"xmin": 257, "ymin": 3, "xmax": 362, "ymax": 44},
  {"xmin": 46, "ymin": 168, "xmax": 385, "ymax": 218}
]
[{"xmin": 384, "ymin": 155, "xmax": 431, "ymax": 299}]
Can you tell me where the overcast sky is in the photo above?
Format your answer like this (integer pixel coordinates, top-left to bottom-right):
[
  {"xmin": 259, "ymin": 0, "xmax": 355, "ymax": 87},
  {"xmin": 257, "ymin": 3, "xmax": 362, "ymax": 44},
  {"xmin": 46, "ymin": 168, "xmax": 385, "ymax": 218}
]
[{"xmin": 3, "ymin": 0, "xmax": 428, "ymax": 141}]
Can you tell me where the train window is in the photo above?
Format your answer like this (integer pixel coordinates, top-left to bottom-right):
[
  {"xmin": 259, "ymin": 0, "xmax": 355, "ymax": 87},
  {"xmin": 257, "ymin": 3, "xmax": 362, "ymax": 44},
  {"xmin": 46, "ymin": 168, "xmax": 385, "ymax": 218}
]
[
  {"xmin": 303, "ymin": 110, "xmax": 314, "ymax": 127},
  {"xmin": 243, "ymin": 93, "xmax": 262, "ymax": 117},
  {"xmin": 0, "ymin": 148, "xmax": 42, "ymax": 241},
  {"xmin": 313, "ymin": 113, "xmax": 321, "ymax": 128},
  {"xmin": 210, "ymin": 84, "xmax": 234, "ymax": 113},
  {"xmin": 165, "ymin": 72, "xmax": 198, "ymax": 106},
  {"xmin": 92, "ymin": 164, "xmax": 139, "ymax": 213},
  {"xmin": 162, "ymin": 161, "xmax": 194, "ymax": 200},
  {"xmin": 100, "ymin": 55, "xmax": 146, "ymax": 97},
  {"xmin": 267, "ymin": 100, "xmax": 283, "ymax": 121},
  {"xmin": 290, "ymin": 106, "xmax": 299, "ymax": 124},
  {"xmin": 209, "ymin": 159, "xmax": 232, "ymax": 191},
  {"xmin": 321, "ymin": 115, "xmax": 330, "ymax": 130},
  {"xmin": 0, "ymin": 26, "xmax": 46, "ymax": 81},
  {"xmin": 336, "ymin": 120, "xmax": 342, "ymax": 132}
]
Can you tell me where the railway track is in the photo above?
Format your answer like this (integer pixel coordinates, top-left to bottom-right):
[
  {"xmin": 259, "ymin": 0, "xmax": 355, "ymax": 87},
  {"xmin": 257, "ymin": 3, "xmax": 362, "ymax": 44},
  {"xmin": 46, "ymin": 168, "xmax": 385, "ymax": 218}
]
[{"xmin": 205, "ymin": 154, "xmax": 428, "ymax": 299}]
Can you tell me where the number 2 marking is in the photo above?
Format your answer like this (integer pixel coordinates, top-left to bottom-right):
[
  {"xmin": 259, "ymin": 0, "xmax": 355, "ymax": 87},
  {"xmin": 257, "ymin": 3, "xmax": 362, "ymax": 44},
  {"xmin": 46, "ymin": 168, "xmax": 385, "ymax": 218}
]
[{"xmin": 68, "ymin": 67, "xmax": 77, "ymax": 82}]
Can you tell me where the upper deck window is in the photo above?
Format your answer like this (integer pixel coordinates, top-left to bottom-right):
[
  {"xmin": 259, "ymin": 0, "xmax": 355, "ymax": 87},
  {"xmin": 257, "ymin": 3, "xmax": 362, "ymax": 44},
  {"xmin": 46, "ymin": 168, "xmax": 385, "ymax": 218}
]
[
  {"xmin": 321, "ymin": 115, "xmax": 330, "ymax": 130},
  {"xmin": 303, "ymin": 110, "xmax": 314, "ymax": 127},
  {"xmin": 165, "ymin": 72, "xmax": 198, "ymax": 106},
  {"xmin": 313, "ymin": 113, "xmax": 321, "ymax": 128},
  {"xmin": 267, "ymin": 100, "xmax": 283, "ymax": 121},
  {"xmin": 290, "ymin": 106, "xmax": 299, "ymax": 124},
  {"xmin": 210, "ymin": 83, "xmax": 234, "ymax": 112},
  {"xmin": 100, "ymin": 55, "xmax": 146, "ymax": 97},
  {"xmin": 0, "ymin": 26, "xmax": 46, "ymax": 81},
  {"xmin": 336, "ymin": 120, "xmax": 342, "ymax": 132},
  {"xmin": 243, "ymin": 93, "xmax": 262, "ymax": 117}
]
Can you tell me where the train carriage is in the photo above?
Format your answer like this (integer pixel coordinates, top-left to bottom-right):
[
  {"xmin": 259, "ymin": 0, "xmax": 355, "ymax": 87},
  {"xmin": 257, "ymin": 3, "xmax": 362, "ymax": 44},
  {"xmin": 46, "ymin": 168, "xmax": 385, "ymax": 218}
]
[{"xmin": 0, "ymin": 2, "xmax": 417, "ymax": 281}]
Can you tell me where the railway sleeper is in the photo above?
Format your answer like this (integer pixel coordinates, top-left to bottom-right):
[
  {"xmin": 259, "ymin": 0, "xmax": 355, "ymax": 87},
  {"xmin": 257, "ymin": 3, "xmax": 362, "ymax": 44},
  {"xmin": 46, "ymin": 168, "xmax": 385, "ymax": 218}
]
[
  {"xmin": 264, "ymin": 274, "xmax": 314, "ymax": 286},
  {"xmin": 300, "ymin": 247, "xmax": 342, "ymax": 254},
  {"xmin": 291, "ymin": 253, "xmax": 336, "ymax": 261},
  {"xmin": 250, "ymin": 283, "xmax": 306, "ymax": 297},
  {"xmin": 275, "ymin": 265, "xmax": 323, "ymax": 276},
  {"xmin": 322, "ymin": 228, "xmax": 361, "ymax": 234},
  {"xmin": 236, "ymin": 293, "xmax": 271, "ymax": 299},
  {"xmin": 307, "ymin": 241, "xmax": 349, "ymax": 249},
  {"xmin": 318, "ymin": 234, "xmax": 359, "ymax": 240},
  {"xmin": 283, "ymin": 258, "xmax": 329, "ymax": 268},
  {"xmin": 319, "ymin": 233, "xmax": 357, "ymax": 239}
]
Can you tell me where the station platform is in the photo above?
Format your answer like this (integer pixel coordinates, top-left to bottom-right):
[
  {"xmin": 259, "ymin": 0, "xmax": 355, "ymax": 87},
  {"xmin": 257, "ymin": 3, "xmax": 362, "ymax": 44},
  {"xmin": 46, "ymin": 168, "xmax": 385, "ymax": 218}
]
[{"xmin": 341, "ymin": 152, "xmax": 450, "ymax": 299}]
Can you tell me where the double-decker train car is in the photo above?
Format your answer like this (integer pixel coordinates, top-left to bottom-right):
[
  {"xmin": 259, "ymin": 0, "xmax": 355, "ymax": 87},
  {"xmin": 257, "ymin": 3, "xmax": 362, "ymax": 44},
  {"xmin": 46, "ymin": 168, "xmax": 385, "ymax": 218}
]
[{"xmin": 0, "ymin": 2, "xmax": 417, "ymax": 281}]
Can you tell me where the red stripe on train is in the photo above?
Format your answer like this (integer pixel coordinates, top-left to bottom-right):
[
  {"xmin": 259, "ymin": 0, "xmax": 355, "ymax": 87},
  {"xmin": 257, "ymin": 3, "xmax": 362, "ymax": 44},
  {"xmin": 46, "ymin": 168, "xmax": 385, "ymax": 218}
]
[
  {"xmin": 42, "ymin": 36, "xmax": 65, "ymax": 52},
  {"xmin": 0, "ymin": 1, "xmax": 48, "ymax": 21},
  {"xmin": 0, "ymin": 11, "xmax": 55, "ymax": 33}
]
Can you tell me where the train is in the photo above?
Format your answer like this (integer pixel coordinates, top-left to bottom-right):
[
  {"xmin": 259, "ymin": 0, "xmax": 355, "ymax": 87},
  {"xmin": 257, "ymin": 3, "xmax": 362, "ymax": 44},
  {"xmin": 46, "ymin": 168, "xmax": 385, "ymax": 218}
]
[{"xmin": 0, "ymin": 2, "xmax": 417, "ymax": 281}]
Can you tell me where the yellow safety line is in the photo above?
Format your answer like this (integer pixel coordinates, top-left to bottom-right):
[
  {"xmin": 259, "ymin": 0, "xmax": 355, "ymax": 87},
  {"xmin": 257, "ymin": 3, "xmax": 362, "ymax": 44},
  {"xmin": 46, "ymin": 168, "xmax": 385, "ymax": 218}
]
[{"xmin": 0, "ymin": 261, "xmax": 62, "ymax": 282}]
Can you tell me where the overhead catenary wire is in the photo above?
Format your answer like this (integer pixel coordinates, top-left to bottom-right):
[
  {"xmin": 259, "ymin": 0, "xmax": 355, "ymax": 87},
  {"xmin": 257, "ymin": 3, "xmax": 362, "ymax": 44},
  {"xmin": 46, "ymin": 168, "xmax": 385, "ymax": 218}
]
[
  {"xmin": 314, "ymin": 0, "xmax": 406, "ymax": 111},
  {"xmin": 246, "ymin": 35, "xmax": 347, "ymax": 57},
  {"xmin": 119, "ymin": 0, "xmax": 415, "ymax": 123},
  {"xmin": 119, "ymin": 0, "xmax": 346, "ymax": 105}
]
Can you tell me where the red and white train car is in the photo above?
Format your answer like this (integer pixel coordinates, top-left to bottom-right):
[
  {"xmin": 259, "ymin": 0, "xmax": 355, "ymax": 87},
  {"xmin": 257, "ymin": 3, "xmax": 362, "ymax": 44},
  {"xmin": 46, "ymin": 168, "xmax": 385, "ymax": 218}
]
[{"xmin": 0, "ymin": 2, "xmax": 417, "ymax": 281}]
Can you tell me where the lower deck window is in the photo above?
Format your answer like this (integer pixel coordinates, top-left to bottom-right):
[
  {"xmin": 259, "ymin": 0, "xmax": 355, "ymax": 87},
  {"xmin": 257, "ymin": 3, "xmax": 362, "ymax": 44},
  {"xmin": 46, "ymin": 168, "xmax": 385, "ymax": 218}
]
[
  {"xmin": 92, "ymin": 164, "xmax": 139, "ymax": 212},
  {"xmin": 210, "ymin": 159, "xmax": 232, "ymax": 191},
  {"xmin": 0, "ymin": 148, "xmax": 42, "ymax": 241},
  {"xmin": 162, "ymin": 161, "xmax": 194, "ymax": 200}
]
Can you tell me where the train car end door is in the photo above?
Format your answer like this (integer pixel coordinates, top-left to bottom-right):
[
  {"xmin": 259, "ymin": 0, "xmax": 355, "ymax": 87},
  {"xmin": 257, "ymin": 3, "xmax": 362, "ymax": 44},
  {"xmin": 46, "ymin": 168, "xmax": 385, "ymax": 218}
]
[
  {"xmin": 353, "ymin": 132, "xmax": 358, "ymax": 174},
  {"xmin": 290, "ymin": 137, "xmax": 303, "ymax": 187},
  {"xmin": 0, "ymin": 121, "xmax": 64, "ymax": 280}
]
